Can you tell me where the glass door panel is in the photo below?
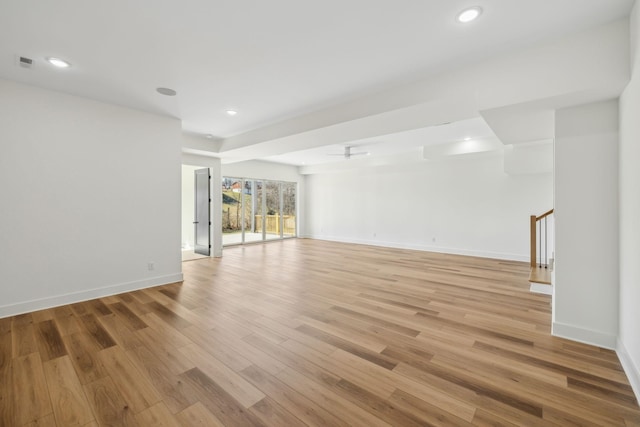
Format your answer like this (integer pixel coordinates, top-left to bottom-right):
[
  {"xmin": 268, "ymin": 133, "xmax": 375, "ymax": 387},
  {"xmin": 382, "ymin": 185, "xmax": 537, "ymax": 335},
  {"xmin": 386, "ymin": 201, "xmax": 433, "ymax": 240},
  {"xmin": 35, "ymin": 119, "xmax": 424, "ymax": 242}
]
[
  {"xmin": 282, "ymin": 182, "xmax": 296, "ymax": 237},
  {"xmin": 222, "ymin": 177, "xmax": 243, "ymax": 245},
  {"xmin": 245, "ymin": 180, "xmax": 264, "ymax": 243},
  {"xmin": 264, "ymin": 181, "xmax": 281, "ymax": 241}
]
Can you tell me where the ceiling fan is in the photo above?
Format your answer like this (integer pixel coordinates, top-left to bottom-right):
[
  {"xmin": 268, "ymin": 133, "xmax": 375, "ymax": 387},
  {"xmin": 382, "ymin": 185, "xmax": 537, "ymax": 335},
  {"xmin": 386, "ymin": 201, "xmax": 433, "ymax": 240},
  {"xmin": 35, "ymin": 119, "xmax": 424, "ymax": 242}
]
[{"xmin": 328, "ymin": 146, "xmax": 369, "ymax": 160}]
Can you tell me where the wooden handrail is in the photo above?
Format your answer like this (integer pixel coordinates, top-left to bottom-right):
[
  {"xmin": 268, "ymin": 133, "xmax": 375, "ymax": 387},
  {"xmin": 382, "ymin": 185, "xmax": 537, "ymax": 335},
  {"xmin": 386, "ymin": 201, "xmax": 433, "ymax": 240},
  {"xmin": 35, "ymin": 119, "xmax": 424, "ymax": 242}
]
[
  {"xmin": 530, "ymin": 209, "xmax": 554, "ymax": 268},
  {"xmin": 536, "ymin": 208, "xmax": 554, "ymax": 221}
]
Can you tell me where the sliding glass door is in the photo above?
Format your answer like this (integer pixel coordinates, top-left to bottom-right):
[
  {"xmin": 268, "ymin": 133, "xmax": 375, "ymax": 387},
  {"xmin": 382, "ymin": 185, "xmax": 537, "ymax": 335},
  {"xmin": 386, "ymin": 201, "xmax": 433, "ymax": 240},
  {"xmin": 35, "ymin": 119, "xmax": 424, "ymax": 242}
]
[{"xmin": 222, "ymin": 176, "xmax": 296, "ymax": 246}]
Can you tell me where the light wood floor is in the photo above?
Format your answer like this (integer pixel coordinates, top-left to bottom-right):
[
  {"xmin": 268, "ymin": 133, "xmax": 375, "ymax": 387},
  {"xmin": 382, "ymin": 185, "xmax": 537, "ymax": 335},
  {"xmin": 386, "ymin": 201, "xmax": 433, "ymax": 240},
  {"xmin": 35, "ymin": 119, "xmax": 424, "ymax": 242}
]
[
  {"xmin": 1, "ymin": 239, "xmax": 638, "ymax": 426},
  {"xmin": 529, "ymin": 266, "xmax": 552, "ymax": 285}
]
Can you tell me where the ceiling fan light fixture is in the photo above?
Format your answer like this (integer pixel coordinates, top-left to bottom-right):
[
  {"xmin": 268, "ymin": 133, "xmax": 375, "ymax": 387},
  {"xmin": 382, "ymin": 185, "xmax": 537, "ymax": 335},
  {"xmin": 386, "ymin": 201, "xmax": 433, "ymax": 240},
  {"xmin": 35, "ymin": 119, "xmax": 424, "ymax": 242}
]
[{"xmin": 328, "ymin": 145, "xmax": 369, "ymax": 160}]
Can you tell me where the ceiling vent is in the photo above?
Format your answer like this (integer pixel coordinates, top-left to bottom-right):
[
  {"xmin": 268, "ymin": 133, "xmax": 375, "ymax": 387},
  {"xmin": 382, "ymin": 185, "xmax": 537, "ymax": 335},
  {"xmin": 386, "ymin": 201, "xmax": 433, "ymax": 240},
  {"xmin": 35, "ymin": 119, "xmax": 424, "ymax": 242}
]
[{"xmin": 17, "ymin": 56, "xmax": 34, "ymax": 69}]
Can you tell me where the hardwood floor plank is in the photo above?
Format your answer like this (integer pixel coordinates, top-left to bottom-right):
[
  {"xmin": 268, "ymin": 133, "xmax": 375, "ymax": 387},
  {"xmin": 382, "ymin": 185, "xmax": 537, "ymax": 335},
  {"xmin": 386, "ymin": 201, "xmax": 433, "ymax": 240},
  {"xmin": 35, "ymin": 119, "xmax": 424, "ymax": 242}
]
[
  {"xmin": 296, "ymin": 323, "xmax": 396, "ymax": 369},
  {"xmin": 89, "ymin": 299, "xmax": 114, "ymax": 317},
  {"xmin": 472, "ymin": 408, "xmax": 520, "ymax": 426},
  {"xmin": 23, "ymin": 412, "xmax": 57, "ymax": 427},
  {"xmin": 139, "ymin": 311, "xmax": 194, "ymax": 348},
  {"xmin": 78, "ymin": 313, "xmax": 116, "ymax": 350},
  {"xmin": 331, "ymin": 377, "xmax": 429, "ymax": 427},
  {"xmin": 178, "ymin": 343, "xmax": 265, "ymax": 408},
  {"xmin": 11, "ymin": 314, "xmax": 37, "ymax": 358},
  {"xmin": 135, "ymin": 326, "xmax": 196, "ymax": 376},
  {"xmin": 62, "ymin": 331, "xmax": 109, "ymax": 385},
  {"xmin": 1, "ymin": 240, "xmax": 638, "ymax": 426},
  {"xmin": 275, "ymin": 367, "xmax": 392, "ymax": 427},
  {"xmin": 134, "ymin": 402, "xmax": 180, "ymax": 426},
  {"xmin": 125, "ymin": 343, "xmax": 197, "ymax": 414},
  {"xmin": 330, "ymin": 305, "xmax": 421, "ymax": 337},
  {"xmin": 280, "ymin": 339, "xmax": 397, "ymax": 399},
  {"xmin": 181, "ymin": 325, "xmax": 253, "ymax": 372},
  {"xmin": 35, "ymin": 319, "xmax": 67, "ymax": 361},
  {"xmin": 97, "ymin": 313, "xmax": 143, "ymax": 351},
  {"xmin": 96, "ymin": 346, "xmax": 162, "ymax": 413},
  {"xmin": 12, "ymin": 352, "xmax": 53, "ymax": 425},
  {"xmin": 249, "ymin": 397, "xmax": 307, "ymax": 427},
  {"xmin": 243, "ymin": 333, "xmax": 342, "ymax": 388},
  {"xmin": 239, "ymin": 364, "xmax": 349, "ymax": 427},
  {"xmin": 175, "ymin": 402, "xmax": 225, "ymax": 427},
  {"xmin": 51, "ymin": 306, "xmax": 83, "ymax": 337},
  {"xmin": 180, "ymin": 367, "xmax": 266, "ymax": 426},
  {"xmin": 0, "ymin": 317, "xmax": 14, "ymax": 426},
  {"xmin": 43, "ymin": 355, "xmax": 94, "ymax": 426},
  {"xmin": 83, "ymin": 376, "xmax": 139, "ymax": 426},
  {"xmin": 109, "ymin": 302, "xmax": 148, "ymax": 331},
  {"xmin": 144, "ymin": 301, "xmax": 193, "ymax": 330},
  {"xmin": 388, "ymin": 388, "xmax": 475, "ymax": 427}
]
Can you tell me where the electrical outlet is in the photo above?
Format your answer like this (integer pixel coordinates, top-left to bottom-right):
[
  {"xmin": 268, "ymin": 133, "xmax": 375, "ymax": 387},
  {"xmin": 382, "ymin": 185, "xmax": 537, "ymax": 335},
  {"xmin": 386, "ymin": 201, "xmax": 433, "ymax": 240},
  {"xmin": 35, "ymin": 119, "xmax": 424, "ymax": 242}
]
[{"xmin": 148, "ymin": 262, "xmax": 155, "ymax": 271}]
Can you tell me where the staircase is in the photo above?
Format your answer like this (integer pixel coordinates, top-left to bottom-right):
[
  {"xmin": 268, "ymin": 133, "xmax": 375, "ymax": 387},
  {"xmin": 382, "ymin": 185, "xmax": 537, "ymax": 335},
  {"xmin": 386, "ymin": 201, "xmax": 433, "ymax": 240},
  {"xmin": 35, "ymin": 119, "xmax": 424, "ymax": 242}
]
[{"xmin": 529, "ymin": 209, "xmax": 553, "ymax": 292}]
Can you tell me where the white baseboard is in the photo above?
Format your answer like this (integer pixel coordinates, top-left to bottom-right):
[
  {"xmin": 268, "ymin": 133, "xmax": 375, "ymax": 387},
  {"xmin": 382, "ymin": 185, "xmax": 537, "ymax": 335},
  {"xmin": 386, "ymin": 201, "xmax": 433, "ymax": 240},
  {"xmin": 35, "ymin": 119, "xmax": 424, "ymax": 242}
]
[
  {"xmin": 617, "ymin": 339, "xmax": 640, "ymax": 404},
  {"xmin": 0, "ymin": 273, "xmax": 184, "ymax": 319},
  {"xmin": 529, "ymin": 282, "xmax": 553, "ymax": 295},
  {"xmin": 301, "ymin": 235, "xmax": 528, "ymax": 262},
  {"xmin": 552, "ymin": 321, "xmax": 617, "ymax": 350}
]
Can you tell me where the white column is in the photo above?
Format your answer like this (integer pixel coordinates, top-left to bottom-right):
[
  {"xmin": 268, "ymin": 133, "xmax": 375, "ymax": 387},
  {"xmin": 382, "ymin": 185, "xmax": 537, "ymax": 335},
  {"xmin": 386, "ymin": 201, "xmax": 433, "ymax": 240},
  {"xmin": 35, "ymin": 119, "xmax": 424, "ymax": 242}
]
[{"xmin": 553, "ymin": 99, "xmax": 619, "ymax": 348}]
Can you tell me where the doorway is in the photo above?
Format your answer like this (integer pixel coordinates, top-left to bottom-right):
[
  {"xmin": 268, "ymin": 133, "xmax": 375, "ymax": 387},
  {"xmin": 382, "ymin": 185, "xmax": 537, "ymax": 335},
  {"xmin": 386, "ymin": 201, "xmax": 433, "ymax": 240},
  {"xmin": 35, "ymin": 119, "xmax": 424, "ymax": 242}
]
[{"xmin": 181, "ymin": 165, "xmax": 209, "ymax": 261}]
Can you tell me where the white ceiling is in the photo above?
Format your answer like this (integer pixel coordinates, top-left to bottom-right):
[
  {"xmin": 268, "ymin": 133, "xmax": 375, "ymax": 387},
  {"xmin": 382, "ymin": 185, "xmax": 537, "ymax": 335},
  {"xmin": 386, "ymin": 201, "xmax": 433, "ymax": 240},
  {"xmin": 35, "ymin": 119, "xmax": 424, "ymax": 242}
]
[
  {"xmin": 262, "ymin": 117, "xmax": 497, "ymax": 166},
  {"xmin": 0, "ymin": 0, "xmax": 634, "ymax": 166}
]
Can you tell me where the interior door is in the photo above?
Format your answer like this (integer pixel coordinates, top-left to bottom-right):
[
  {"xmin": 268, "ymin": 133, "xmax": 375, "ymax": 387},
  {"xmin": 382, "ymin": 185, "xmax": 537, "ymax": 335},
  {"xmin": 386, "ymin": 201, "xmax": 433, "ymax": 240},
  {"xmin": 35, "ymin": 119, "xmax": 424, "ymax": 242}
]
[{"xmin": 194, "ymin": 168, "xmax": 210, "ymax": 256}]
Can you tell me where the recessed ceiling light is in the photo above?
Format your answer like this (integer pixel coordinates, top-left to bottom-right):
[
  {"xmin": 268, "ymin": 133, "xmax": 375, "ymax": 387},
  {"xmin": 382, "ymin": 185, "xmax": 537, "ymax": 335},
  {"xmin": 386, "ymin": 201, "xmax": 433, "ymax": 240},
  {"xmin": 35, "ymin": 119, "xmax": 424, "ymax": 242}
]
[
  {"xmin": 464, "ymin": 137, "xmax": 472, "ymax": 141},
  {"xmin": 156, "ymin": 87, "xmax": 177, "ymax": 96},
  {"xmin": 457, "ymin": 6, "xmax": 482, "ymax": 23},
  {"xmin": 226, "ymin": 110, "xmax": 238, "ymax": 116},
  {"xmin": 46, "ymin": 57, "xmax": 71, "ymax": 68}
]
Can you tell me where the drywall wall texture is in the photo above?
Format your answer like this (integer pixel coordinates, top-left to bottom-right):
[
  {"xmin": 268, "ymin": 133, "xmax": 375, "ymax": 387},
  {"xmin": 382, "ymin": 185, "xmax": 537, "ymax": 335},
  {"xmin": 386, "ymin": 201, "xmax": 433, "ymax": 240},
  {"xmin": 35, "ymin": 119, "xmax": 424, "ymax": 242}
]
[
  {"xmin": 222, "ymin": 159, "xmax": 303, "ymax": 183},
  {"xmin": 619, "ymin": 0, "xmax": 640, "ymax": 399},
  {"xmin": 304, "ymin": 151, "xmax": 552, "ymax": 261},
  {"xmin": 554, "ymin": 99, "xmax": 619, "ymax": 349},
  {"xmin": 0, "ymin": 79, "xmax": 183, "ymax": 317}
]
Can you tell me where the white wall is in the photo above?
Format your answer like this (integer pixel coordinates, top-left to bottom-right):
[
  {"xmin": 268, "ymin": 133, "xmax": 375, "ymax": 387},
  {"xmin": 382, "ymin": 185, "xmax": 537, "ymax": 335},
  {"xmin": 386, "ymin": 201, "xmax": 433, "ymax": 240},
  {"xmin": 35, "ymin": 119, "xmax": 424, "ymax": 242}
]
[
  {"xmin": 0, "ymin": 79, "xmax": 183, "ymax": 317},
  {"xmin": 222, "ymin": 160, "xmax": 302, "ymax": 183},
  {"xmin": 304, "ymin": 152, "xmax": 552, "ymax": 261},
  {"xmin": 618, "ymin": 1, "xmax": 640, "ymax": 400},
  {"xmin": 553, "ymin": 100, "xmax": 619, "ymax": 349}
]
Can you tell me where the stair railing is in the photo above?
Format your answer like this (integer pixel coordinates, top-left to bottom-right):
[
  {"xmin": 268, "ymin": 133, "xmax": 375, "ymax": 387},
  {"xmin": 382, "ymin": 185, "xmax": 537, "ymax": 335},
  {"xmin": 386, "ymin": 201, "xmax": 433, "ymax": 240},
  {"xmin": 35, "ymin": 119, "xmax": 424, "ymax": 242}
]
[{"xmin": 530, "ymin": 209, "xmax": 554, "ymax": 269}]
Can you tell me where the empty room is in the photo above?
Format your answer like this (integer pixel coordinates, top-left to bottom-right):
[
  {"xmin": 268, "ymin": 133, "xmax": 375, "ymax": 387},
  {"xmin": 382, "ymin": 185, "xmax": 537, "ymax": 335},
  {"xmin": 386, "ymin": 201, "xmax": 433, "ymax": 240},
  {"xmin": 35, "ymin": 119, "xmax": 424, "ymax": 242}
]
[{"xmin": 1, "ymin": 0, "xmax": 639, "ymax": 426}]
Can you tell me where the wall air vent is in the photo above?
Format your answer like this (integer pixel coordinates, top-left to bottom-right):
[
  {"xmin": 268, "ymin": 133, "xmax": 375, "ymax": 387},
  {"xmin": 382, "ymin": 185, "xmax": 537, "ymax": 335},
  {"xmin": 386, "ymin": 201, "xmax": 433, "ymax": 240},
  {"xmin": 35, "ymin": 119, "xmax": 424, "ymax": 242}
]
[{"xmin": 17, "ymin": 56, "xmax": 34, "ymax": 69}]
